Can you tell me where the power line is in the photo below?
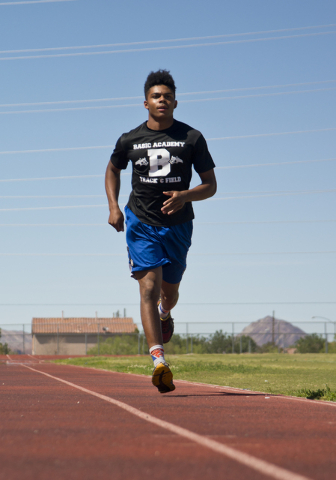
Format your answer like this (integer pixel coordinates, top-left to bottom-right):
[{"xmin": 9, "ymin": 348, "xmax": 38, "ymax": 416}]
[
  {"xmin": 194, "ymin": 251, "xmax": 336, "ymax": 256},
  {"xmin": 209, "ymin": 189, "xmax": 336, "ymax": 201},
  {"xmin": 0, "ymin": 174, "xmax": 105, "ymax": 182},
  {"xmin": 0, "ymin": 194, "xmax": 126, "ymax": 198},
  {"xmin": 0, "ymin": 0, "xmax": 75, "ymax": 5},
  {"xmin": 1, "ymin": 251, "xmax": 335, "ymax": 256},
  {"xmin": 1, "ymin": 24, "xmax": 334, "ymax": 52},
  {"xmin": 0, "ymin": 95, "xmax": 142, "ymax": 108},
  {"xmin": 0, "ymin": 102, "xmax": 142, "ymax": 115},
  {"xmin": 214, "ymin": 189, "xmax": 335, "ymax": 195},
  {"xmin": 1, "ymin": 129, "xmax": 336, "ymax": 157},
  {"xmin": 0, "ymin": 204, "xmax": 108, "ymax": 212},
  {"xmin": 1, "ymin": 80, "xmax": 334, "ymax": 108},
  {"xmin": 1, "ymin": 189, "xmax": 335, "ymax": 211},
  {"xmin": 171, "ymin": 80, "xmax": 336, "ymax": 97},
  {"xmin": 1, "ymin": 31, "xmax": 335, "ymax": 61},
  {"xmin": 0, "ymin": 157, "xmax": 335, "ymax": 183},
  {"xmin": 0, "ymin": 145, "xmax": 114, "ymax": 155},
  {"xmin": 208, "ymin": 128, "xmax": 336, "ymax": 141},
  {"xmin": 1, "ymin": 189, "xmax": 335, "ymax": 212},
  {"xmin": 180, "ymin": 87, "xmax": 336, "ymax": 104},
  {"xmin": 1, "ymin": 86, "xmax": 335, "ymax": 115},
  {"xmin": 1, "ymin": 220, "xmax": 335, "ymax": 227},
  {"xmin": 0, "ymin": 189, "xmax": 334, "ymax": 199},
  {"xmin": 1, "ymin": 302, "xmax": 335, "ymax": 306},
  {"xmin": 196, "ymin": 219, "xmax": 336, "ymax": 225},
  {"xmin": 216, "ymin": 157, "xmax": 336, "ymax": 169}
]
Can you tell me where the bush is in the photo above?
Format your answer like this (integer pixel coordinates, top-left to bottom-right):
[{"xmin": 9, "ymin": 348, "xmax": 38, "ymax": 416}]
[
  {"xmin": 165, "ymin": 331, "xmax": 258, "ymax": 354},
  {"xmin": 163, "ymin": 333, "xmax": 196, "ymax": 354},
  {"xmin": 256, "ymin": 342, "xmax": 281, "ymax": 354},
  {"xmin": 296, "ymin": 384, "xmax": 336, "ymax": 401},
  {"xmin": 204, "ymin": 330, "xmax": 232, "ymax": 354},
  {"xmin": 203, "ymin": 331, "xmax": 258, "ymax": 354},
  {"xmin": 166, "ymin": 331, "xmax": 257, "ymax": 354},
  {"xmin": 88, "ymin": 334, "xmax": 141, "ymax": 355},
  {"xmin": 233, "ymin": 334, "xmax": 258, "ymax": 354},
  {"xmin": 86, "ymin": 330, "xmax": 258, "ymax": 356},
  {"xmin": 295, "ymin": 334, "xmax": 325, "ymax": 353},
  {"xmin": 0, "ymin": 342, "xmax": 10, "ymax": 355}
]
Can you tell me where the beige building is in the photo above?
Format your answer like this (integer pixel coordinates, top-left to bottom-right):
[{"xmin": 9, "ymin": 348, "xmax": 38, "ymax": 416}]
[{"xmin": 32, "ymin": 317, "xmax": 138, "ymax": 355}]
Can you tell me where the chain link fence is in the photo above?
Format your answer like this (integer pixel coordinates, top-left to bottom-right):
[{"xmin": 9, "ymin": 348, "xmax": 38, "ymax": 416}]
[{"xmin": 1, "ymin": 320, "xmax": 336, "ymax": 355}]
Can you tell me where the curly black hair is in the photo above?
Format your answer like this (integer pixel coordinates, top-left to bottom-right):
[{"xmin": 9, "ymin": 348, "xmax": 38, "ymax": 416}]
[{"xmin": 144, "ymin": 69, "xmax": 176, "ymax": 98}]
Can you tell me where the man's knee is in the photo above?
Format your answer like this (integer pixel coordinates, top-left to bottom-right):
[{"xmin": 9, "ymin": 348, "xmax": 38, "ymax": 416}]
[
  {"xmin": 141, "ymin": 283, "xmax": 160, "ymax": 303},
  {"xmin": 137, "ymin": 270, "xmax": 161, "ymax": 304},
  {"xmin": 161, "ymin": 284, "xmax": 179, "ymax": 310},
  {"xmin": 161, "ymin": 291, "xmax": 178, "ymax": 304}
]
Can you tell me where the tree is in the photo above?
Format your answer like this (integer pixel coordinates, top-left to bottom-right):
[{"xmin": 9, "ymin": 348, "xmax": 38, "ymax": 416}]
[
  {"xmin": 0, "ymin": 343, "xmax": 10, "ymax": 355},
  {"xmin": 198, "ymin": 330, "xmax": 258, "ymax": 354},
  {"xmin": 205, "ymin": 330, "xmax": 233, "ymax": 353},
  {"xmin": 0, "ymin": 329, "xmax": 10, "ymax": 355},
  {"xmin": 257, "ymin": 342, "xmax": 280, "ymax": 353},
  {"xmin": 295, "ymin": 334, "xmax": 325, "ymax": 353},
  {"xmin": 88, "ymin": 334, "xmax": 140, "ymax": 355}
]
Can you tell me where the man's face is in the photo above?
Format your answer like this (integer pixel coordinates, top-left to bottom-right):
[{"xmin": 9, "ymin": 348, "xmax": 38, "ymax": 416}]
[{"xmin": 144, "ymin": 85, "xmax": 177, "ymax": 120}]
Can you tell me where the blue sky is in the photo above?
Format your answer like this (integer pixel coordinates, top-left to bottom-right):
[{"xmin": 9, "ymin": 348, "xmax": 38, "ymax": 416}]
[{"xmin": 0, "ymin": 0, "xmax": 335, "ymax": 337}]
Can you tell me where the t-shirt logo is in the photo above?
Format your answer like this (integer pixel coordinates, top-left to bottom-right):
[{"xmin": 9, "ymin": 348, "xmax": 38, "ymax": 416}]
[
  {"xmin": 134, "ymin": 149, "xmax": 184, "ymax": 178},
  {"xmin": 135, "ymin": 157, "xmax": 149, "ymax": 166},
  {"xmin": 169, "ymin": 155, "xmax": 183, "ymax": 165}
]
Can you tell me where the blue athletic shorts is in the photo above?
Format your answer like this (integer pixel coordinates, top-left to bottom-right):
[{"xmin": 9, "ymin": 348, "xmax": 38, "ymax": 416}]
[{"xmin": 125, "ymin": 206, "xmax": 193, "ymax": 284}]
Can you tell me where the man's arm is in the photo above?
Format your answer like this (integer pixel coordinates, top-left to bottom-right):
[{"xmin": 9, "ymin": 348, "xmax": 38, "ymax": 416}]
[
  {"xmin": 105, "ymin": 161, "xmax": 124, "ymax": 232},
  {"xmin": 161, "ymin": 169, "xmax": 217, "ymax": 215}
]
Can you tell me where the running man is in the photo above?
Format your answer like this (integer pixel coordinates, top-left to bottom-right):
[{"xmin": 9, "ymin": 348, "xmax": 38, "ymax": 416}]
[{"xmin": 105, "ymin": 70, "xmax": 217, "ymax": 393}]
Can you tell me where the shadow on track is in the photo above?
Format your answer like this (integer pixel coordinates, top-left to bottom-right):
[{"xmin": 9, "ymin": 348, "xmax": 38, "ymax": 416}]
[{"xmin": 164, "ymin": 392, "xmax": 271, "ymax": 398}]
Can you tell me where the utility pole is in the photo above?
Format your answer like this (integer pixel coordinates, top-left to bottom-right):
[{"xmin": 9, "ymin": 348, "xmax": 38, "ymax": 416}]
[{"xmin": 272, "ymin": 311, "xmax": 275, "ymax": 345}]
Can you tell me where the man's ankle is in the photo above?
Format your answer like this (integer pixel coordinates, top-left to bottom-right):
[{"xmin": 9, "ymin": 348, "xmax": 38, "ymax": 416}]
[
  {"xmin": 149, "ymin": 345, "xmax": 166, "ymax": 367},
  {"xmin": 158, "ymin": 302, "xmax": 170, "ymax": 320}
]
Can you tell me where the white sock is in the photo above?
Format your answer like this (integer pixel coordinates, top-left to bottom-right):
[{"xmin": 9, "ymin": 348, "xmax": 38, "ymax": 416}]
[
  {"xmin": 149, "ymin": 345, "xmax": 166, "ymax": 367},
  {"xmin": 158, "ymin": 302, "xmax": 170, "ymax": 320}
]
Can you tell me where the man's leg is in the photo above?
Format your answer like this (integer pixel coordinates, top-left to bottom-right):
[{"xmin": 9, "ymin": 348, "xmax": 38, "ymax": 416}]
[
  {"xmin": 157, "ymin": 280, "xmax": 180, "ymax": 343},
  {"xmin": 134, "ymin": 267, "xmax": 162, "ymax": 348},
  {"xmin": 160, "ymin": 280, "xmax": 180, "ymax": 312},
  {"xmin": 134, "ymin": 267, "xmax": 175, "ymax": 394},
  {"xmin": 134, "ymin": 267, "xmax": 175, "ymax": 393}
]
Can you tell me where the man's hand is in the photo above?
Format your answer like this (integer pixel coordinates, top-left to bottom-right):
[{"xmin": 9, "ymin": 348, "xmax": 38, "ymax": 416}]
[
  {"xmin": 108, "ymin": 206, "xmax": 124, "ymax": 232},
  {"xmin": 161, "ymin": 191, "xmax": 186, "ymax": 215},
  {"xmin": 105, "ymin": 162, "xmax": 124, "ymax": 231}
]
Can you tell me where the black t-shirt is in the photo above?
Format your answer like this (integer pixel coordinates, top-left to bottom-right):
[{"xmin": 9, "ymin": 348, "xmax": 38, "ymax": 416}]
[{"xmin": 110, "ymin": 120, "xmax": 215, "ymax": 226}]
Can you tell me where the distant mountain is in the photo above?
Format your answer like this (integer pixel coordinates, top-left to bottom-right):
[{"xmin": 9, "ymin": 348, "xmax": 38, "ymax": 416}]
[
  {"xmin": 241, "ymin": 316, "xmax": 306, "ymax": 348},
  {"xmin": 0, "ymin": 329, "xmax": 32, "ymax": 354}
]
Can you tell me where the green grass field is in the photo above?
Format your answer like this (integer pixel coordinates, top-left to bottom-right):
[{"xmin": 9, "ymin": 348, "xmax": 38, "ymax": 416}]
[{"xmin": 55, "ymin": 353, "xmax": 336, "ymax": 401}]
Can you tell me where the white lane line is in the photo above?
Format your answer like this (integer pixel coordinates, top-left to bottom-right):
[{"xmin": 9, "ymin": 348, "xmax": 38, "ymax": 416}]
[
  {"xmin": 22, "ymin": 364, "xmax": 311, "ymax": 480},
  {"xmin": 5, "ymin": 354, "xmax": 40, "ymax": 366},
  {"xmin": 174, "ymin": 379, "xmax": 336, "ymax": 408},
  {"xmin": 56, "ymin": 363, "xmax": 336, "ymax": 408},
  {"xmin": 27, "ymin": 354, "xmax": 43, "ymax": 363}
]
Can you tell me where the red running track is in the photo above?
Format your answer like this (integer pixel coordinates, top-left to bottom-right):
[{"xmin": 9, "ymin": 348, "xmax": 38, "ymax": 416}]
[{"xmin": 1, "ymin": 355, "xmax": 336, "ymax": 480}]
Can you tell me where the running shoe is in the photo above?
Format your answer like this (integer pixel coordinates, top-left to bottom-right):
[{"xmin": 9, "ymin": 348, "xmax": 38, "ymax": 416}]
[
  {"xmin": 161, "ymin": 313, "xmax": 174, "ymax": 344},
  {"xmin": 152, "ymin": 362, "xmax": 175, "ymax": 394},
  {"xmin": 158, "ymin": 299, "xmax": 175, "ymax": 344}
]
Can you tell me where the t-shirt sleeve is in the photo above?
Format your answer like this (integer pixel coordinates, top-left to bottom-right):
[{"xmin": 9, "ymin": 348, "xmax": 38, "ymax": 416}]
[
  {"xmin": 192, "ymin": 134, "xmax": 216, "ymax": 173},
  {"xmin": 110, "ymin": 136, "xmax": 129, "ymax": 170}
]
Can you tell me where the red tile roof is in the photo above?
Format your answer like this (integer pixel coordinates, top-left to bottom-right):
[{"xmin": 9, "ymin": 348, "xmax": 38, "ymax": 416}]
[{"xmin": 32, "ymin": 317, "xmax": 138, "ymax": 334}]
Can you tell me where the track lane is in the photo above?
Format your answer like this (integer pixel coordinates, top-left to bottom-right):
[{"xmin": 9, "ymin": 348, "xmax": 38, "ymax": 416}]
[
  {"xmin": 1, "ymin": 363, "xmax": 266, "ymax": 480},
  {"xmin": 23, "ymin": 364, "xmax": 313, "ymax": 480},
  {"xmin": 2, "ymin": 358, "xmax": 336, "ymax": 479}
]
